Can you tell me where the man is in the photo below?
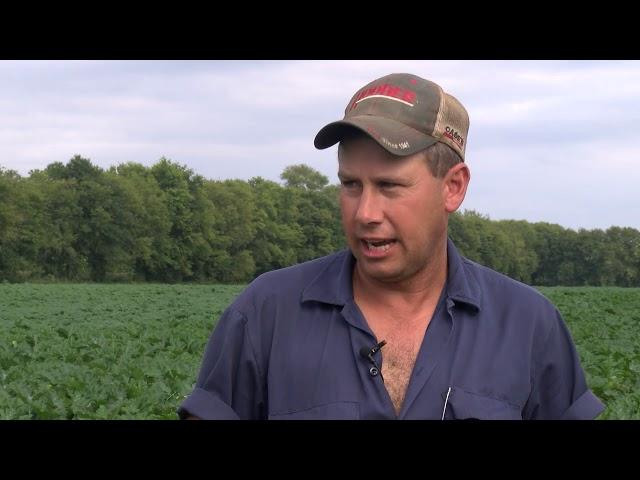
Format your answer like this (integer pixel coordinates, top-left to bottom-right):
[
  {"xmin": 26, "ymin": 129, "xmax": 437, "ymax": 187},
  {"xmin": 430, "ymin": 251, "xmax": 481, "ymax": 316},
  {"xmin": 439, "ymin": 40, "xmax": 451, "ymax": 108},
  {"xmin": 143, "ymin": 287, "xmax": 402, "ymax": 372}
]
[{"xmin": 178, "ymin": 73, "xmax": 604, "ymax": 420}]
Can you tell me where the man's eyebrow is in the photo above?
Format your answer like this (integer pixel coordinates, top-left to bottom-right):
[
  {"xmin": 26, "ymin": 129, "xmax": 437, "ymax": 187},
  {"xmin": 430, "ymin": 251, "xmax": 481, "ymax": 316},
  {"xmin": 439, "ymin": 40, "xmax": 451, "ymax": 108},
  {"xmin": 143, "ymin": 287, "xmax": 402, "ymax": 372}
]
[
  {"xmin": 375, "ymin": 175, "xmax": 407, "ymax": 183},
  {"xmin": 371, "ymin": 172, "xmax": 409, "ymax": 182}
]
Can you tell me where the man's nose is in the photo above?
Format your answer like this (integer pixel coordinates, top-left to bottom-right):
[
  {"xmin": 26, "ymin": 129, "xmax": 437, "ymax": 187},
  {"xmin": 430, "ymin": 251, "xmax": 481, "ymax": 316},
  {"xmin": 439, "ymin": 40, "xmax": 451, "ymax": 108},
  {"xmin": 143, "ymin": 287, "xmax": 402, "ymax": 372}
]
[{"xmin": 355, "ymin": 187, "xmax": 383, "ymax": 224}]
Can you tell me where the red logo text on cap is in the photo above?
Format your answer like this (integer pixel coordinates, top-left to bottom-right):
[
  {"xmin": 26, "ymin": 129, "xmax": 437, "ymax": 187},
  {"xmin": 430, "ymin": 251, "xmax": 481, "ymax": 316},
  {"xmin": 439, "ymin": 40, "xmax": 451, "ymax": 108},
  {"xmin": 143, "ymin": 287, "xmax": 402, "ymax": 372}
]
[
  {"xmin": 443, "ymin": 126, "xmax": 464, "ymax": 147},
  {"xmin": 349, "ymin": 84, "xmax": 416, "ymax": 112}
]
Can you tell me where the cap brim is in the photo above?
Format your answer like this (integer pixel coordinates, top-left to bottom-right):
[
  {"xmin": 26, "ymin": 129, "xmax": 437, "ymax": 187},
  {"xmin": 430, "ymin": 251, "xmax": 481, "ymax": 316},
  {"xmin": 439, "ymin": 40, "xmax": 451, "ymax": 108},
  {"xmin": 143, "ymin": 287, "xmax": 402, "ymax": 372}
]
[{"xmin": 314, "ymin": 115, "xmax": 438, "ymax": 156}]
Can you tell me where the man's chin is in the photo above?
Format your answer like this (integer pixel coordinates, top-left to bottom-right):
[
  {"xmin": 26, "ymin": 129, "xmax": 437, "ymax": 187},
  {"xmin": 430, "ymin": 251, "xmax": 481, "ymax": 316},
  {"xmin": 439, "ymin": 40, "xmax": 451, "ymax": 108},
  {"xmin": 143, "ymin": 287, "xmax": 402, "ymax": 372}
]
[{"xmin": 355, "ymin": 262, "xmax": 403, "ymax": 284}]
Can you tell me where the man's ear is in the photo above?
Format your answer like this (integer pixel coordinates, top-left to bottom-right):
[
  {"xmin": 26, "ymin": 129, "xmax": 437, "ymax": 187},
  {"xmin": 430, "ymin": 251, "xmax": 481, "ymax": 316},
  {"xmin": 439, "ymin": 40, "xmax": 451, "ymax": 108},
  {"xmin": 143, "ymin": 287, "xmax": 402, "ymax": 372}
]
[{"xmin": 443, "ymin": 163, "xmax": 470, "ymax": 213}]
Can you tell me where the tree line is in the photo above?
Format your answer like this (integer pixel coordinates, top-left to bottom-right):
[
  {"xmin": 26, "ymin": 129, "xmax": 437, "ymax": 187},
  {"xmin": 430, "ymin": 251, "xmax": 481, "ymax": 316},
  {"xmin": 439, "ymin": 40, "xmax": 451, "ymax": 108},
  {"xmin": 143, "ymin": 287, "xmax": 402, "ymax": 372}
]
[{"xmin": 1, "ymin": 156, "xmax": 638, "ymax": 286}]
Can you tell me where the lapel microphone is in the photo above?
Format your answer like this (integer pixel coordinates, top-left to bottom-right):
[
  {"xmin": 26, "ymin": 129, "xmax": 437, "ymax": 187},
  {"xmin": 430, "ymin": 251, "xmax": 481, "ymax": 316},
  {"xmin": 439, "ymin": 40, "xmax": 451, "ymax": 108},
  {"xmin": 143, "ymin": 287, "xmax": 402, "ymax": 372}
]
[{"xmin": 360, "ymin": 340, "xmax": 387, "ymax": 382}]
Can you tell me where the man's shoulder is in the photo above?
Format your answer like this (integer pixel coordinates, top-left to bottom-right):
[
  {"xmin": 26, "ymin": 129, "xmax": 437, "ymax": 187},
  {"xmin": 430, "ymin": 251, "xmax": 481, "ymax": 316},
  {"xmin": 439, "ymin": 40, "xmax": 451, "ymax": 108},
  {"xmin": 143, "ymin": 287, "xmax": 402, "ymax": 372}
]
[
  {"xmin": 460, "ymin": 255, "xmax": 556, "ymax": 313},
  {"xmin": 232, "ymin": 250, "xmax": 348, "ymax": 308},
  {"xmin": 258, "ymin": 250, "xmax": 347, "ymax": 287}
]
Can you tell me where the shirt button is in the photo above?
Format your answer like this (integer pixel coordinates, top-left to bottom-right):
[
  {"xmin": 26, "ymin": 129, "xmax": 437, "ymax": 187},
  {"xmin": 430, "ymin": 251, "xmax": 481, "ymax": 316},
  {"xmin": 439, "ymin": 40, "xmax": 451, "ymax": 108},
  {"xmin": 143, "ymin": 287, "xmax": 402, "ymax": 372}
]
[{"xmin": 369, "ymin": 366, "xmax": 379, "ymax": 377}]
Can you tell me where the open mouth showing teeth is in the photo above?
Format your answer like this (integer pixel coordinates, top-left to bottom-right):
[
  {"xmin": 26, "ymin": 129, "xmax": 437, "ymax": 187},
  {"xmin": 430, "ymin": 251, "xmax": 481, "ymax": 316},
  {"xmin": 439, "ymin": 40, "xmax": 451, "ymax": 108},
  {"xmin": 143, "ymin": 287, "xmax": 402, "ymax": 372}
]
[{"xmin": 363, "ymin": 239, "xmax": 396, "ymax": 252}]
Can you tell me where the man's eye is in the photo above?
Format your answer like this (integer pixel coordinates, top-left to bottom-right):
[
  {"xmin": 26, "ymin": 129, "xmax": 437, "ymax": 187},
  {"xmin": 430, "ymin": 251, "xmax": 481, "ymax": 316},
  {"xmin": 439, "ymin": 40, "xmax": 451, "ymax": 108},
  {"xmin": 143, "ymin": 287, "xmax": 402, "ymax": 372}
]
[
  {"xmin": 380, "ymin": 182, "xmax": 398, "ymax": 189},
  {"xmin": 341, "ymin": 181, "xmax": 357, "ymax": 188}
]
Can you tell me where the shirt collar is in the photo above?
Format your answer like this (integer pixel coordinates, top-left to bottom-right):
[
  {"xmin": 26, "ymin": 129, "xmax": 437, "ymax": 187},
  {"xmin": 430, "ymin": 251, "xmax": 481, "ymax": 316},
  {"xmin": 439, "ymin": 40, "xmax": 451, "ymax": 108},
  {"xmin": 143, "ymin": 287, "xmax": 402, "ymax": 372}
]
[
  {"xmin": 444, "ymin": 237, "xmax": 482, "ymax": 313},
  {"xmin": 301, "ymin": 237, "xmax": 482, "ymax": 313},
  {"xmin": 301, "ymin": 249, "xmax": 355, "ymax": 306}
]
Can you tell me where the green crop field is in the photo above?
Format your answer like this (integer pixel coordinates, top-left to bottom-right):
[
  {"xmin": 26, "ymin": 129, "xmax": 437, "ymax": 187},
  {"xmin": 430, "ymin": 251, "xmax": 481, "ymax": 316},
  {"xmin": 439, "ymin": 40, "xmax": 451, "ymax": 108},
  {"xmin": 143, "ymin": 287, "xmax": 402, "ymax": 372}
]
[
  {"xmin": 0, "ymin": 283, "xmax": 244, "ymax": 419},
  {"xmin": 0, "ymin": 284, "xmax": 638, "ymax": 419},
  {"xmin": 539, "ymin": 287, "xmax": 640, "ymax": 419}
]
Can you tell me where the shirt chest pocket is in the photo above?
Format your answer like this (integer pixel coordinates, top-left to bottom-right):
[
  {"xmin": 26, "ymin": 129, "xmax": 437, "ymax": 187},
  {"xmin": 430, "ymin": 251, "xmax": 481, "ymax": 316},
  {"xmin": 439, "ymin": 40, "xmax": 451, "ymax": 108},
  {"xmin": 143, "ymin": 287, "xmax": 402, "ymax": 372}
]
[
  {"xmin": 268, "ymin": 401, "xmax": 360, "ymax": 420},
  {"xmin": 443, "ymin": 387, "xmax": 522, "ymax": 420}
]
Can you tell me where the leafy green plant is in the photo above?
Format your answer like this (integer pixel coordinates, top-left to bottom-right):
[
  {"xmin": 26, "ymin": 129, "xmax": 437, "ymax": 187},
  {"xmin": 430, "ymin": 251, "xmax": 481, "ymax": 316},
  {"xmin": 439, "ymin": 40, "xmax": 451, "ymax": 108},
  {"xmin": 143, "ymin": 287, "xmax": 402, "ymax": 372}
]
[
  {"xmin": 1, "ymin": 284, "xmax": 637, "ymax": 419},
  {"xmin": 0, "ymin": 283, "xmax": 243, "ymax": 419}
]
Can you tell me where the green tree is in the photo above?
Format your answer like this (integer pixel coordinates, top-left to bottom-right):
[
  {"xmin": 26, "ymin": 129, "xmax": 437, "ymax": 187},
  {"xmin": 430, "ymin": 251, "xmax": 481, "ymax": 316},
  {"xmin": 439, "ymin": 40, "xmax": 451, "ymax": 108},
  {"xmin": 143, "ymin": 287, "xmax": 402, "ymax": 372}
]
[
  {"xmin": 248, "ymin": 177, "xmax": 303, "ymax": 276},
  {"xmin": 150, "ymin": 158, "xmax": 199, "ymax": 281},
  {"xmin": 204, "ymin": 179, "xmax": 257, "ymax": 282},
  {"xmin": 494, "ymin": 220, "xmax": 539, "ymax": 284},
  {"xmin": 280, "ymin": 164, "xmax": 329, "ymax": 191},
  {"xmin": 603, "ymin": 227, "xmax": 640, "ymax": 286},
  {"xmin": 27, "ymin": 170, "xmax": 86, "ymax": 280},
  {"xmin": 107, "ymin": 163, "xmax": 169, "ymax": 280},
  {"xmin": 0, "ymin": 168, "xmax": 32, "ymax": 281}
]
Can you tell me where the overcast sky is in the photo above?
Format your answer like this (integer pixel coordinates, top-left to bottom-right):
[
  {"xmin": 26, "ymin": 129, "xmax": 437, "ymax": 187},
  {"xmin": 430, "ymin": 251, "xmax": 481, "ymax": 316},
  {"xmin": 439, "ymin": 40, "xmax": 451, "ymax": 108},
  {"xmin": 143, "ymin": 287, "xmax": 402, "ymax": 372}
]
[{"xmin": 1, "ymin": 60, "xmax": 639, "ymax": 231}]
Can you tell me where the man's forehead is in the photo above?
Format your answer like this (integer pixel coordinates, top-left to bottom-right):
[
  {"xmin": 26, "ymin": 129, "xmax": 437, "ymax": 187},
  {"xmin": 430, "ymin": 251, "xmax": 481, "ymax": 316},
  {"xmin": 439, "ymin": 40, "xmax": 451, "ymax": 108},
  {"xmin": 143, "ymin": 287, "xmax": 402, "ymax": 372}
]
[
  {"xmin": 337, "ymin": 134, "xmax": 426, "ymax": 165},
  {"xmin": 337, "ymin": 153, "xmax": 425, "ymax": 179}
]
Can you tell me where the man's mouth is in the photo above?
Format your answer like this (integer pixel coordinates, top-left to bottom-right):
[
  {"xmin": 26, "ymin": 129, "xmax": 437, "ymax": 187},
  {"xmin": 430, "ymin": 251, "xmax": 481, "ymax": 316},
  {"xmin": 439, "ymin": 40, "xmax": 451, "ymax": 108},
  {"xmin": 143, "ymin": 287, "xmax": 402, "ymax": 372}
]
[{"xmin": 361, "ymin": 239, "xmax": 397, "ymax": 252}]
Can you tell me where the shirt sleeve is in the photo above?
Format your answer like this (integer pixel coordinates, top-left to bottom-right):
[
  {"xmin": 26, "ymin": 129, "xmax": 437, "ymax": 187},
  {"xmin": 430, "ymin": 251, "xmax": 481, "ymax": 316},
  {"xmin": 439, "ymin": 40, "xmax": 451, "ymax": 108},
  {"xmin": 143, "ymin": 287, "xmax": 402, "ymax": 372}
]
[
  {"xmin": 523, "ymin": 308, "xmax": 605, "ymax": 420},
  {"xmin": 177, "ymin": 307, "xmax": 266, "ymax": 420}
]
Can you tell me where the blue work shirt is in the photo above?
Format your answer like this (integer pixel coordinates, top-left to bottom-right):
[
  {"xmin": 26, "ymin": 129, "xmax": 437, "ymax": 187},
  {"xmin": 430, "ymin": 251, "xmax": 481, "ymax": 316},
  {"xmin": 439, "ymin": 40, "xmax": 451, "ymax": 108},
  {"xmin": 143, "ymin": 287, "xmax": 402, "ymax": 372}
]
[{"xmin": 178, "ymin": 238, "xmax": 605, "ymax": 420}]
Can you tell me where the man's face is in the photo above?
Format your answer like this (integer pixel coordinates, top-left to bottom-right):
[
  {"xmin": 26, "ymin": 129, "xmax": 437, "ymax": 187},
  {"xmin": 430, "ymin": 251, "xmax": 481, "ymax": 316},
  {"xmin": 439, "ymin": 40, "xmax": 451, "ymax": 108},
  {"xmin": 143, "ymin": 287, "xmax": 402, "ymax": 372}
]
[{"xmin": 338, "ymin": 136, "xmax": 449, "ymax": 285}]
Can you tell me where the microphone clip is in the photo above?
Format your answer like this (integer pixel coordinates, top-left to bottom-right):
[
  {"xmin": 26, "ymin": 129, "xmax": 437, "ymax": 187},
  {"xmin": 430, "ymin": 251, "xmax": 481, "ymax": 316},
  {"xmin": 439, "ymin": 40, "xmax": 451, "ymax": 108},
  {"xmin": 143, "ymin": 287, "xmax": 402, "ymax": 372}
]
[
  {"xmin": 367, "ymin": 340, "xmax": 386, "ymax": 360},
  {"xmin": 360, "ymin": 340, "xmax": 387, "ymax": 382}
]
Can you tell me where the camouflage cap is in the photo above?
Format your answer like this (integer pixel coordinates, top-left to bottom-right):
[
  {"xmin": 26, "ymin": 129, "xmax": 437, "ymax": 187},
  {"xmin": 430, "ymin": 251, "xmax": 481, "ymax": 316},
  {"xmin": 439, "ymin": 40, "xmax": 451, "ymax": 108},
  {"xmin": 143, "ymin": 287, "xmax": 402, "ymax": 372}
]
[{"xmin": 314, "ymin": 73, "xmax": 469, "ymax": 160}]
